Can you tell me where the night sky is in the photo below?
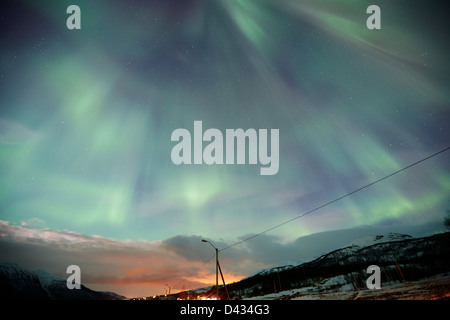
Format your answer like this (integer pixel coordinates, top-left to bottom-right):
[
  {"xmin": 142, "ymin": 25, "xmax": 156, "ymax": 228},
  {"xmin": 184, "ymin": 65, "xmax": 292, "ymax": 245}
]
[{"xmin": 0, "ymin": 0, "xmax": 449, "ymax": 298}]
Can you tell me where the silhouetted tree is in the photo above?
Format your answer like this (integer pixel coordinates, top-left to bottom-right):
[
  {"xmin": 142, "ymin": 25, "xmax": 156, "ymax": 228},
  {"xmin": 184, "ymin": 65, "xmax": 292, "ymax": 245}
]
[
  {"xmin": 444, "ymin": 201, "xmax": 450, "ymax": 230},
  {"xmin": 444, "ymin": 209, "xmax": 450, "ymax": 230}
]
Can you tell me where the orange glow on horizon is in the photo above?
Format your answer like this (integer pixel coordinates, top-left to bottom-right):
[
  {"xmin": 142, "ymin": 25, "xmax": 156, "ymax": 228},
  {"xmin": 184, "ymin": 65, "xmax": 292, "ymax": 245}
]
[
  {"xmin": 181, "ymin": 272, "xmax": 245, "ymax": 290},
  {"xmin": 125, "ymin": 267, "xmax": 148, "ymax": 276}
]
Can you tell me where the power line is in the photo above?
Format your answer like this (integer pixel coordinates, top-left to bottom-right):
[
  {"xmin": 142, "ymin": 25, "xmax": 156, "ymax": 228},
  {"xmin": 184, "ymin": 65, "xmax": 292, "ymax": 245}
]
[
  {"xmin": 179, "ymin": 146, "xmax": 449, "ymax": 294},
  {"xmin": 220, "ymin": 146, "xmax": 450, "ymax": 252},
  {"xmin": 174, "ymin": 253, "xmax": 216, "ymax": 293}
]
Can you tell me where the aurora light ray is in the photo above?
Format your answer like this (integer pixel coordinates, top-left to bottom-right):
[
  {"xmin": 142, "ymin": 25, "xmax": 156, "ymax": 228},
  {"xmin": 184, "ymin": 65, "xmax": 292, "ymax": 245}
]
[{"xmin": 0, "ymin": 0, "xmax": 449, "ymax": 296}]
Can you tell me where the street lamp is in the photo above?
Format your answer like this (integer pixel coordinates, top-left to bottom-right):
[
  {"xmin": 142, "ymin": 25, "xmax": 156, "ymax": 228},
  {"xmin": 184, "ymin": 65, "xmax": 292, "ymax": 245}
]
[{"xmin": 201, "ymin": 239, "xmax": 219, "ymax": 299}]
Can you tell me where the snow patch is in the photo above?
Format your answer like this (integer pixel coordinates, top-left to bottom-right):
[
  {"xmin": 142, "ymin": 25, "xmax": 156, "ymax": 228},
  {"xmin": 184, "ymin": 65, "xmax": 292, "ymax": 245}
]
[{"xmin": 344, "ymin": 233, "xmax": 412, "ymax": 249}]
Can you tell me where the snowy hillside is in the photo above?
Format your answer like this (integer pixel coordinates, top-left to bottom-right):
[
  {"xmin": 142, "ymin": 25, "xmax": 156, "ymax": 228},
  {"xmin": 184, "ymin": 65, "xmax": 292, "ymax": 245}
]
[
  {"xmin": 344, "ymin": 233, "xmax": 412, "ymax": 248},
  {"xmin": 173, "ymin": 231, "xmax": 450, "ymax": 300},
  {"xmin": 0, "ymin": 262, "xmax": 125, "ymax": 300},
  {"xmin": 232, "ymin": 232, "xmax": 450, "ymax": 299}
]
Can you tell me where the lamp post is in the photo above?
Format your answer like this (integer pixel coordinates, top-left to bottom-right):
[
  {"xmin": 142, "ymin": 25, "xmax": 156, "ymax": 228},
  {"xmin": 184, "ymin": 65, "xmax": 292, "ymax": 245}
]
[{"xmin": 201, "ymin": 239, "xmax": 218, "ymax": 299}]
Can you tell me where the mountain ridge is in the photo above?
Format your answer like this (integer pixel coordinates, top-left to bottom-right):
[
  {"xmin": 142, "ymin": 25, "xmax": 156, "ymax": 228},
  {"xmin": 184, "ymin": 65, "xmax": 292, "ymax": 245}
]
[
  {"xmin": 174, "ymin": 231, "xmax": 450, "ymax": 300},
  {"xmin": 0, "ymin": 262, "xmax": 126, "ymax": 300},
  {"xmin": 234, "ymin": 231, "xmax": 450, "ymax": 299}
]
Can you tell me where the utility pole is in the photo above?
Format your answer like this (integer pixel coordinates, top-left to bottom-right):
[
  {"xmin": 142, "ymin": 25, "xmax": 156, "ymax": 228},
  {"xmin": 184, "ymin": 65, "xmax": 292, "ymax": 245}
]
[
  {"xmin": 392, "ymin": 255, "xmax": 406, "ymax": 284},
  {"xmin": 202, "ymin": 239, "xmax": 219, "ymax": 299},
  {"xmin": 215, "ymin": 247, "xmax": 218, "ymax": 299},
  {"xmin": 217, "ymin": 260, "xmax": 230, "ymax": 300}
]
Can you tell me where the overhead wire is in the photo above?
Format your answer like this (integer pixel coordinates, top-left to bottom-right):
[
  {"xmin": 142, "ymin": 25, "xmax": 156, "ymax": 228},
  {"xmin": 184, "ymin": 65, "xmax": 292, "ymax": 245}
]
[
  {"xmin": 219, "ymin": 146, "xmax": 450, "ymax": 252},
  {"xmin": 179, "ymin": 145, "xmax": 449, "ymax": 293}
]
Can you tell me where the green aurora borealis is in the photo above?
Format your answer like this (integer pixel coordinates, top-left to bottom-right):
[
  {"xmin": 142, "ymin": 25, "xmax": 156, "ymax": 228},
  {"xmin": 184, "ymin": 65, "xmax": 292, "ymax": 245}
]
[{"xmin": 0, "ymin": 0, "xmax": 449, "ymax": 296}]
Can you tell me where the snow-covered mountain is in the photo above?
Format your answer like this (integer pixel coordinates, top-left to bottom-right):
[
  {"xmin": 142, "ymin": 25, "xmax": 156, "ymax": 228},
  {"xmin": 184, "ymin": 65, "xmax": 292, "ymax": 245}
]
[
  {"xmin": 344, "ymin": 233, "xmax": 412, "ymax": 248},
  {"xmin": 231, "ymin": 232, "xmax": 450, "ymax": 299},
  {"xmin": 0, "ymin": 262, "xmax": 125, "ymax": 300},
  {"xmin": 247, "ymin": 233, "xmax": 413, "ymax": 280},
  {"xmin": 174, "ymin": 231, "xmax": 450, "ymax": 300}
]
